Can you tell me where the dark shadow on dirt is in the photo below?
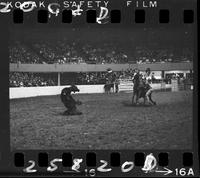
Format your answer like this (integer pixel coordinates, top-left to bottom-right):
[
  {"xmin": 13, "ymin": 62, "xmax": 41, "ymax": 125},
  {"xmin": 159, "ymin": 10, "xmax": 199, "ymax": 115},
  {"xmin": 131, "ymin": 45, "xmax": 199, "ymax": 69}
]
[
  {"xmin": 51, "ymin": 110, "xmax": 68, "ymax": 116},
  {"xmin": 57, "ymin": 111, "xmax": 83, "ymax": 116},
  {"xmin": 121, "ymin": 101, "xmax": 153, "ymax": 107}
]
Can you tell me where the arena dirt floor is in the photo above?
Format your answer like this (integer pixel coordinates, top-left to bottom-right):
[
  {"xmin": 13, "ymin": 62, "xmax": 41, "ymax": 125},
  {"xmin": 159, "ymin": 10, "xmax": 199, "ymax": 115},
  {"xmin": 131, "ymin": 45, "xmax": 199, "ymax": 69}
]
[{"xmin": 10, "ymin": 91, "xmax": 193, "ymax": 150}]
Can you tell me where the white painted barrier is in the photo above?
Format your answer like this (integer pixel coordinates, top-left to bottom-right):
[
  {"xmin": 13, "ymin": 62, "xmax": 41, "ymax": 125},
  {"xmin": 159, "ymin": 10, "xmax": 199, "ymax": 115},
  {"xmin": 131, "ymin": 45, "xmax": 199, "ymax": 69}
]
[
  {"xmin": 119, "ymin": 81, "xmax": 171, "ymax": 92},
  {"xmin": 171, "ymin": 79, "xmax": 179, "ymax": 92},
  {"xmin": 10, "ymin": 85, "xmax": 105, "ymax": 99},
  {"xmin": 10, "ymin": 83, "xmax": 172, "ymax": 99}
]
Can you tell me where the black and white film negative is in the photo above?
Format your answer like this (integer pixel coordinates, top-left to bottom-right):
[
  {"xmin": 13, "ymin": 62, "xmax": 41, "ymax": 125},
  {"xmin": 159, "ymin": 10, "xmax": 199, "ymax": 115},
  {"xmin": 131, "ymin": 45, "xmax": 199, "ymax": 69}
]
[{"xmin": 0, "ymin": 0, "xmax": 199, "ymax": 177}]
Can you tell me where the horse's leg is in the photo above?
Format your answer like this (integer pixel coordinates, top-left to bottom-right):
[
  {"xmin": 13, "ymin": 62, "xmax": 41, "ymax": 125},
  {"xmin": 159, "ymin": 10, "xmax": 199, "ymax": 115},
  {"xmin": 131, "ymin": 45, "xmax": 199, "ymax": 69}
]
[
  {"xmin": 132, "ymin": 95, "xmax": 134, "ymax": 105},
  {"xmin": 146, "ymin": 89, "xmax": 152, "ymax": 105},
  {"xmin": 143, "ymin": 96, "xmax": 146, "ymax": 105},
  {"xmin": 132, "ymin": 90, "xmax": 135, "ymax": 104},
  {"xmin": 149, "ymin": 93, "xmax": 156, "ymax": 105},
  {"xmin": 143, "ymin": 90, "xmax": 147, "ymax": 105},
  {"xmin": 135, "ymin": 95, "xmax": 138, "ymax": 104},
  {"xmin": 146, "ymin": 94, "xmax": 150, "ymax": 104},
  {"xmin": 148, "ymin": 94, "xmax": 153, "ymax": 105},
  {"xmin": 108, "ymin": 85, "xmax": 111, "ymax": 94},
  {"xmin": 136, "ymin": 90, "xmax": 140, "ymax": 104}
]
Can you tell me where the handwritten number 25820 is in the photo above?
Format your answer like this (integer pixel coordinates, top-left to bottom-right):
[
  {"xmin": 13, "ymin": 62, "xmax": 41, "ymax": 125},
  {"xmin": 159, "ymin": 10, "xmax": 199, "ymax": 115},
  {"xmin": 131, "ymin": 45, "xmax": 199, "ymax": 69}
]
[{"xmin": 23, "ymin": 159, "xmax": 135, "ymax": 173}]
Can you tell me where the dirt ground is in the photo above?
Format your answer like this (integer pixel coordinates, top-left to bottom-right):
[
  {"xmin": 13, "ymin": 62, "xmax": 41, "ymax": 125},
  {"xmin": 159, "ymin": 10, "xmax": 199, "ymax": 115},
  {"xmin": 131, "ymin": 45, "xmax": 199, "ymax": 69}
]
[{"xmin": 10, "ymin": 91, "xmax": 193, "ymax": 150}]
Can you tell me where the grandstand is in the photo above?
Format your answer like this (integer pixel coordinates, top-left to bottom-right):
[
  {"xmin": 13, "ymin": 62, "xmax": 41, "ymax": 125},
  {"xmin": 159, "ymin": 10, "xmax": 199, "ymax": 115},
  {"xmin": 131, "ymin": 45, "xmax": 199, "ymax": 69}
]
[
  {"xmin": 9, "ymin": 27, "xmax": 194, "ymax": 92},
  {"xmin": 9, "ymin": 40, "xmax": 193, "ymax": 65},
  {"xmin": 9, "ymin": 42, "xmax": 193, "ymax": 86},
  {"xmin": 9, "ymin": 41, "xmax": 194, "ymax": 98},
  {"xmin": 9, "ymin": 38, "xmax": 193, "ymax": 97},
  {"xmin": 9, "ymin": 62, "xmax": 193, "ymax": 98}
]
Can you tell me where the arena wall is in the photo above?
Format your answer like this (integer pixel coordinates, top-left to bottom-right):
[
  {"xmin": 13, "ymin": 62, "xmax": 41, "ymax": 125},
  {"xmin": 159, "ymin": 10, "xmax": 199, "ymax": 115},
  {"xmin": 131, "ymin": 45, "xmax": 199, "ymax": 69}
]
[
  {"xmin": 9, "ymin": 85, "xmax": 105, "ymax": 99},
  {"xmin": 10, "ymin": 62, "xmax": 193, "ymax": 72},
  {"xmin": 9, "ymin": 84, "xmax": 172, "ymax": 99}
]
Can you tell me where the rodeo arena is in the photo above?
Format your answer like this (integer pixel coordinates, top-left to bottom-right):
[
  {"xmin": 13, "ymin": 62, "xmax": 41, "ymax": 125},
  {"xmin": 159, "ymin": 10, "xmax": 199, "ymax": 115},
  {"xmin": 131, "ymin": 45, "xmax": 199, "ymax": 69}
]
[{"xmin": 10, "ymin": 28, "xmax": 193, "ymax": 150}]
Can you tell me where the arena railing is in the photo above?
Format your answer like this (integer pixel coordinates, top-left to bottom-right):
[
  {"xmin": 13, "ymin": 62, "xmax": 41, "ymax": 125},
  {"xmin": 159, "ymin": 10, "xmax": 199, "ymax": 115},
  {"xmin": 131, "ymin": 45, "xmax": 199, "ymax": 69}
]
[
  {"xmin": 10, "ymin": 62, "xmax": 193, "ymax": 72},
  {"xmin": 9, "ymin": 62, "xmax": 193, "ymax": 89}
]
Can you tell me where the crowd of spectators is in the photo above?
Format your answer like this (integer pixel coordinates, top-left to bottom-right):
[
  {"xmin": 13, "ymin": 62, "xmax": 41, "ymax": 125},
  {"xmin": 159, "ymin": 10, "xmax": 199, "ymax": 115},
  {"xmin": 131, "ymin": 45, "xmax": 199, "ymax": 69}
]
[
  {"xmin": 9, "ymin": 72, "xmax": 56, "ymax": 87},
  {"xmin": 9, "ymin": 40, "xmax": 193, "ymax": 64},
  {"xmin": 135, "ymin": 47, "xmax": 193, "ymax": 64},
  {"xmin": 9, "ymin": 72, "xmax": 110, "ymax": 87},
  {"xmin": 9, "ymin": 70, "xmax": 130, "ymax": 87},
  {"xmin": 10, "ymin": 68, "xmax": 193, "ymax": 87},
  {"xmin": 9, "ymin": 40, "xmax": 129, "ymax": 64},
  {"xmin": 76, "ymin": 72, "xmax": 107, "ymax": 84},
  {"xmin": 9, "ymin": 39, "xmax": 193, "ymax": 87},
  {"xmin": 9, "ymin": 42, "xmax": 42, "ymax": 64}
]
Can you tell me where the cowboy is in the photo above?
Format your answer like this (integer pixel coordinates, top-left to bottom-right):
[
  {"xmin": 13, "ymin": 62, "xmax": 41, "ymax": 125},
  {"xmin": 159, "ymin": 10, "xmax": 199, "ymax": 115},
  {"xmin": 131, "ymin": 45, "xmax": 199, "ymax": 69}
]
[{"xmin": 132, "ymin": 68, "xmax": 140, "ymax": 104}]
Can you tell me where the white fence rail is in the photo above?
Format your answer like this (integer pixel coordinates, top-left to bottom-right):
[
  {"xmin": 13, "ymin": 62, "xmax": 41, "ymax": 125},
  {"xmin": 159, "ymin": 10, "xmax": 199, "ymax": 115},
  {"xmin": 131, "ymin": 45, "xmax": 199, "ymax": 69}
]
[
  {"xmin": 10, "ymin": 85, "xmax": 105, "ymax": 99},
  {"xmin": 10, "ymin": 83, "xmax": 173, "ymax": 99},
  {"xmin": 118, "ymin": 79, "xmax": 172, "ymax": 92}
]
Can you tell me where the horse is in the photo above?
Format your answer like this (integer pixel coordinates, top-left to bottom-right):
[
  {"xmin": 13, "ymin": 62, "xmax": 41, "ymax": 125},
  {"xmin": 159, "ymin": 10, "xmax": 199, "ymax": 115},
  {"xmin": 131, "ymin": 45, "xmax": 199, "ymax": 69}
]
[
  {"xmin": 132, "ymin": 85, "xmax": 156, "ymax": 105},
  {"xmin": 104, "ymin": 83, "xmax": 114, "ymax": 94}
]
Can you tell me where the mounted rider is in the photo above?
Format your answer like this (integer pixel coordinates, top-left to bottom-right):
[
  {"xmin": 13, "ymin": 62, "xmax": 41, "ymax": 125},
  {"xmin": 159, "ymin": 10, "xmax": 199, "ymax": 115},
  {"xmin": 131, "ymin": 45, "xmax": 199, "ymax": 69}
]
[
  {"xmin": 132, "ymin": 68, "xmax": 156, "ymax": 105},
  {"xmin": 132, "ymin": 68, "xmax": 140, "ymax": 104},
  {"xmin": 104, "ymin": 68, "xmax": 115, "ymax": 93}
]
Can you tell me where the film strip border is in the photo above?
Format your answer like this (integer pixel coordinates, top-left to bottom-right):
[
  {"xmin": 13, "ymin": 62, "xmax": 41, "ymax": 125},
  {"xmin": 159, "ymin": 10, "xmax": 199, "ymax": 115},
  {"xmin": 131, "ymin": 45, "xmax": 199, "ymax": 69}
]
[
  {"xmin": 14, "ymin": 152, "xmax": 193, "ymax": 167},
  {"xmin": 10, "ymin": 9, "xmax": 195, "ymax": 24},
  {"xmin": 11, "ymin": 151, "xmax": 196, "ymax": 176}
]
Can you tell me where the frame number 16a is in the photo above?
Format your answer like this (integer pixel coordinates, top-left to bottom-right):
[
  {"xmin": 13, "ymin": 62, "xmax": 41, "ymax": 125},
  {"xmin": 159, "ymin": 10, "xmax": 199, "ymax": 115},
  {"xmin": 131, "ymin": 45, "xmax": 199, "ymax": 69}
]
[{"xmin": 175, "ymin": 168, "xmax": 194, "ymax": 176}]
